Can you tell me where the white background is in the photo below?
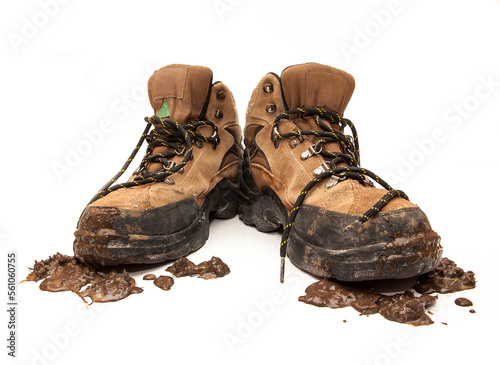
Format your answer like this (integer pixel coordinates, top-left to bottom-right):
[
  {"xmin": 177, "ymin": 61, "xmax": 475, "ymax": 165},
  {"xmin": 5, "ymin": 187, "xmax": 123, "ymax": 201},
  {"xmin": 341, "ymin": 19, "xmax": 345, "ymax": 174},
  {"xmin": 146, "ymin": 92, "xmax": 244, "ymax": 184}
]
[{"xmin": 1, "ymin": 0, "xmax": 499, "ymax": 364}]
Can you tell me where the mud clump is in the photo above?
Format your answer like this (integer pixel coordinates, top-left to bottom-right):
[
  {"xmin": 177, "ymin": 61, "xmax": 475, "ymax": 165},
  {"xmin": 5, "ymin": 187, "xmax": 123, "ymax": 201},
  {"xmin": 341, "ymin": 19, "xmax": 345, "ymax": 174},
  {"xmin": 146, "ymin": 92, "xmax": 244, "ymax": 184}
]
[
  {"xmin": 79, "ymin": 271, "xmax": 143, "ymax": 303},
  {"xmin": 23, "ymin": 253, "xmax": 143, "ymax": 303},
  {"xmin": 153, "ymin": 276, "xmax": 175, "ymax": 291},
  {"xmin": 298, "ymin": 279, "xmax": 379, "ymax": 315},
  {"xmin": 143, "ymin": 274, "xmax": 156, "ymax": 280},
  {"xmin": 414, "ymin": 257, "xmax": 476, "ymax": 294},
  {"xmin": 299, "ymin": 257, "xmax": 476, "ymax": 326},
  {"xmin": 166, "ymin": 257, "xmax": 230, "ymax": 279},
  {"xmin": 25, "ymin": 253, "xmax": 95, "ymax": 293},
  {"xmin": 455, "ymin": 297, "xmax": 473, "ymax": 307},
  {"xmin": 299, "ymin": 280, "xmax": 436, "ymax": 326},
  {"xmin": 375, "ymin": 291, "xmax": 436, "ymax": 326}
]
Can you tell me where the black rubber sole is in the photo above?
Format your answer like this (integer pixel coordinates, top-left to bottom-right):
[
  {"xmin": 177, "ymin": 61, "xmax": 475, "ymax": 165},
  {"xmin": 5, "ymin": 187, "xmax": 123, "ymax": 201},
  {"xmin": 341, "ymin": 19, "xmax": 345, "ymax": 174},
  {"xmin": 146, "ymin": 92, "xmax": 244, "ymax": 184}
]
[
  {"xmin": 239, "ymin": 159, "xmax": 442, "ymax": 281},
  {"xmin": 287, "ymin": 220, "xmax": 442, "ymax": 281},
  {"xmin": 74, "ymin": 178, "xmax": 240, "ymax": 266}
]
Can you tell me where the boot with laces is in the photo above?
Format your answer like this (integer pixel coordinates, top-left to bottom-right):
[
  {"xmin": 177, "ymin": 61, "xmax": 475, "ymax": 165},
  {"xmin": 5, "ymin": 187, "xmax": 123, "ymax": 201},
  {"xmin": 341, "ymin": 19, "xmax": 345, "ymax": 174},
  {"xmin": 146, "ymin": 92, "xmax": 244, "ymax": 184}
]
[
  {"xmin": 240, "ymin": 62, "xmax": 442, "ymax": 282},
  {"xmin": 74, "ymin": 64, "xmax": 242, "ymax": 266}
]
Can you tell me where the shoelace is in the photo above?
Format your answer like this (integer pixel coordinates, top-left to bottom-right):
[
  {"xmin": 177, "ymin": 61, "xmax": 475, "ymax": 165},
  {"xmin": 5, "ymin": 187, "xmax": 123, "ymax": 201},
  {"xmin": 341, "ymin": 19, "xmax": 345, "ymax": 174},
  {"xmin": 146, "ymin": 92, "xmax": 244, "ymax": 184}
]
[
  {"xmin": 272, "ymin": 107, "xmax": 409, "ymax": 282},
  {"xmin": 87, "ymin": 114, "xmax": 219, "ymax": 206}
]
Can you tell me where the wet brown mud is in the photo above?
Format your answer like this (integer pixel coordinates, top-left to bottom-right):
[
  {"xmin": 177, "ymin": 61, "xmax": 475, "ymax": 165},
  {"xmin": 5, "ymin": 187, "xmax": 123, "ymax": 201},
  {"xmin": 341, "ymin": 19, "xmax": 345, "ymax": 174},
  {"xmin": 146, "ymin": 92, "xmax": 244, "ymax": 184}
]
[
  {"xmin": 299, "ymin": 257, "xmax": 476, "ymax": 325},
  {"xmin": 455, "ymin": 298, "xmax": 473, "ymax": 307},
  {"xmin": 25, "ymin": 254, "xmax": 231, "ymax": 302},
  {"xmin": 23, "ymin": 253, "xmax": 143, "ymax": 303},
  {"xmin": 166, "ymin": 256, "xmax": 230, "ymax": 279},
  {"xmin": 153, "ymin": 276, "xmax": 175, "ymax": 290},
  {"xmin": 413, "ymin": 257, "xmax": 476, "ymax": 294}
]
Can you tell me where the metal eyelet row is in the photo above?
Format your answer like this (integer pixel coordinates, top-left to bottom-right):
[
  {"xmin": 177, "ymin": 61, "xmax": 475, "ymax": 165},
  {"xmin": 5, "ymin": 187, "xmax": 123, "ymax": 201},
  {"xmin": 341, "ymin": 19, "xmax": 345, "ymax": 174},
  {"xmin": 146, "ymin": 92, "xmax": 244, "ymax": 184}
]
[
  {"xmin": 215, "ymin": 88, "xmax": 226, "ymax": 119},
  {"xmin": 266, "ymin": 80, "xmax": 336, "ymax": 190}
]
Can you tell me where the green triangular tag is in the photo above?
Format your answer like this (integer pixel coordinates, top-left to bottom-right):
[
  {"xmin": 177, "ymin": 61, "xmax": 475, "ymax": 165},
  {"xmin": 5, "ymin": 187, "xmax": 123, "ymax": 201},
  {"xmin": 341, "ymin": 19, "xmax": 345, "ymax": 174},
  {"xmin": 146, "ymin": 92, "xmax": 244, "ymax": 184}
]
[{"xmin": 157, "ymin": 100, "xmax": 170, "ymax": 118}]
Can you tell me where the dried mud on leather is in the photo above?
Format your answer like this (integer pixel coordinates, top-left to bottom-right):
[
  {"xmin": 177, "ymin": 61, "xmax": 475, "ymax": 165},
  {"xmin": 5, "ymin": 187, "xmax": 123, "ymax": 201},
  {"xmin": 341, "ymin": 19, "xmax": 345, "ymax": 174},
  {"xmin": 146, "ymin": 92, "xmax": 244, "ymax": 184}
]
[
  {"xmin": 23, "ymin": 253, "xmax": 230, "ymax": 303},
  {"xmin": 299, "ymin": 257, "xmax": 476, "ymax": 325}
]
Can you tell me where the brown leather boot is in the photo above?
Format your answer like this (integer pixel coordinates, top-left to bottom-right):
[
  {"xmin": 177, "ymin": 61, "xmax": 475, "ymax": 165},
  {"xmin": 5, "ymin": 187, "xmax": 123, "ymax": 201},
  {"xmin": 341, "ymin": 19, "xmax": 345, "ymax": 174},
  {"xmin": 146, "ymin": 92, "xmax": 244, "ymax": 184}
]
[
  {"xmin": 240, "ymin": 63, "xmax": 442, "ymax": 282},
  {"xmin": 74, "ymin": 64, "xmax": 242, "ymax": 266}
]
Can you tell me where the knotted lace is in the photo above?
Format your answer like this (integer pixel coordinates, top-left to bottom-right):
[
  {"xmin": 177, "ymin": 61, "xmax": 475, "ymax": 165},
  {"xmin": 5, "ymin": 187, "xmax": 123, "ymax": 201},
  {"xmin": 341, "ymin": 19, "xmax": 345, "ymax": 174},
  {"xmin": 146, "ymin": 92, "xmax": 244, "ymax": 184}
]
[{"xmin": 87, "ymin": 114, "xmax": 219, "ymax": 206}]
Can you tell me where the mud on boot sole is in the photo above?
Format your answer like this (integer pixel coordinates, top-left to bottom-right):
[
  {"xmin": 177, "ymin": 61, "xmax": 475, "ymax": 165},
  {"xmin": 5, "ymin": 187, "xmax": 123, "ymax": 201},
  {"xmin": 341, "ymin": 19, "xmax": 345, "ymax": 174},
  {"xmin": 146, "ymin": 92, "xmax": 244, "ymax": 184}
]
[
  {"xmin": 239, "ymin": 175, "xmax": 442, "ymax": 281},
  {"xmin": 74, "ymin": 179, "xmax": 240, "ymax": 266},
  {"xmin": 287, "ymin": 226, "xmax": 443, "ymax": 281}
]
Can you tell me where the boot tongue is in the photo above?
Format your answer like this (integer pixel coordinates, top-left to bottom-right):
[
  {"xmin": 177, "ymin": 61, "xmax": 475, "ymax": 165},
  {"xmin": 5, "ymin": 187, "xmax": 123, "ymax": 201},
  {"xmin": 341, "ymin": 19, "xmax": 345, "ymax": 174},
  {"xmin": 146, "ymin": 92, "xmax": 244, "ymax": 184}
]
[
  {"xmin": 142, "ymin": 65, "xmax": 213, "ymax": 175},
  {"xmin": 281, "ymin": 63, "xmax": 356, "ymax": 165},
  {"xmin": 281, "ymin": 62, "xmax": 355, "ymax": 116},
  {"xmin": 148, "ymin": 64, "xmax": 213, "ymax": 122}
]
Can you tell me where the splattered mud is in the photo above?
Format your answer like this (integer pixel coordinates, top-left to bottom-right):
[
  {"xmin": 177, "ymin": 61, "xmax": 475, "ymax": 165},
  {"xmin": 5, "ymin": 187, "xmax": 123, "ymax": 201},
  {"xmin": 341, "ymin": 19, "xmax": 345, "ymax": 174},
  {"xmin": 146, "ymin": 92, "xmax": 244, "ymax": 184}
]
[
  {"xmin": 413, "ymin": 257, "xmax": 476, "ymax": 294},
  {"xmin": 23, "ymin": 253, "xmax": 142, "ymax": 303},
  {"xmin": 153, "ymin": 276, "xmax": 175, "ymax": 291},
  {"xmin": 79, "ymin": 271, "xmax": 143, "ymax": 303},
  {"xmin": 455, "ymin": 298, "xmax": 473, "ymax": 307},
  {"xmin": 375, "ymin": 291, "xmax": 436, "ymax": 326},
  {"xmin": 299, "ymin": 257, "xmax": 475, "ymax": 325},
  {"xmin": 166, "ymin": 257, "xmax": 230, "ymax": 279},
  {"xmin": 24, "ymin": 254, "xmax": 231, "ymax": 302},
  {"xmin": 299, "ymin": 280, "xmax": 436, "ymax": 325}
]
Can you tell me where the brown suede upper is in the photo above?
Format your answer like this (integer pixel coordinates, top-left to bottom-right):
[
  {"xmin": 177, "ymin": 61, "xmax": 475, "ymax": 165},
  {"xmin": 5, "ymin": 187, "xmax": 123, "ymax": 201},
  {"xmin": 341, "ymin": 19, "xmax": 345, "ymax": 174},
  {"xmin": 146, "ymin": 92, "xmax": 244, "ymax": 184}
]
[
  {"xmin": 245, "ymin": 63, "xmax": 415, "ymax": 214},
  {"xmin": 91, "ymin": 65, "xmax": 241, "ymax": 210},
  {"xmin": 281, "ymin": 63, "xmax": 355, "ymax": 115}
]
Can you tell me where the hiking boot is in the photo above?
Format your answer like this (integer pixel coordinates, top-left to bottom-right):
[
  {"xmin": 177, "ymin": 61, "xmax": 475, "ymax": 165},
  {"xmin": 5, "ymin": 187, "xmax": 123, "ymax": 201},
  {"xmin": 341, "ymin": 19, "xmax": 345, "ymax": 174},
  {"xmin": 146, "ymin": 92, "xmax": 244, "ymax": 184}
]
[
  {"xmin": 74, "ymin": 64, "xmax": 242, "ymax": 266},
  {"xmin": 240, "ymin": 62, "xmax": 442, "ymax": 282}
]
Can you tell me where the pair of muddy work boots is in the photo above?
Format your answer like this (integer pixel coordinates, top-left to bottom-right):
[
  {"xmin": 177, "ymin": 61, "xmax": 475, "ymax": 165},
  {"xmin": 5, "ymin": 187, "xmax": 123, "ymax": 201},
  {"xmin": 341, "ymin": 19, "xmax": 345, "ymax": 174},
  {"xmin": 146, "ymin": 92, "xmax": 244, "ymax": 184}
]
[{"xmin": 74, "ymin": 63, "xmax": 442, "ymax": 283}]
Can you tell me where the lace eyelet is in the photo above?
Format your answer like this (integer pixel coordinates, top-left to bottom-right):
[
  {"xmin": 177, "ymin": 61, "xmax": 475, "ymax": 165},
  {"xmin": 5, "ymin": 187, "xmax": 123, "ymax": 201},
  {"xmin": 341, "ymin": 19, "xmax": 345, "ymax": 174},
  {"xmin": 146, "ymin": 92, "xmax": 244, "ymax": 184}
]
[
  {"xmin": 266, "ymin": 104, "xmax": 277, "ymax": 113},
  {"xmin": 263, "ymin": 83, "xmax": 274, "ymax": 93},
  {"xmin": 361, "ymin": 176, "xmax": 374, "ymax": 187},
  {"xmin": 289, "ymin": 139, "xmax": 300, "ymax": 148},
  {"xmin": 215, "ymin": 110, "xmax": 224, "ymax": 119},
  {"xmin": 194, "ymin": 140, "xmax": 203, "ymax": 148},
  {"xmin": 312, "ymin": 162, "xmax": 330, "ymax": 177},
  {"xmin": 326, "ymin": 175, "xmax": 344, "ymax": 188},
  {"xmin": 301, "ymin": 145, "xmax": 322, "ymax": 160},
  {"xmin": 163, "ymin": 161, "xmax": 176, "ymax": 170},
  {"xmin": 134, "ymin": 165, "xmax": 145, "ymax": 175},
  {"xmin": 174, "ymin": 146, "xmax": 186, "ymax": 156},
  {"xmin": 216, "ymin": 90, "xmax": 226, "ymax": 101},
  {"xmin": 164, "ymin": 177, "xmax": 175, "ymax": 185}
]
